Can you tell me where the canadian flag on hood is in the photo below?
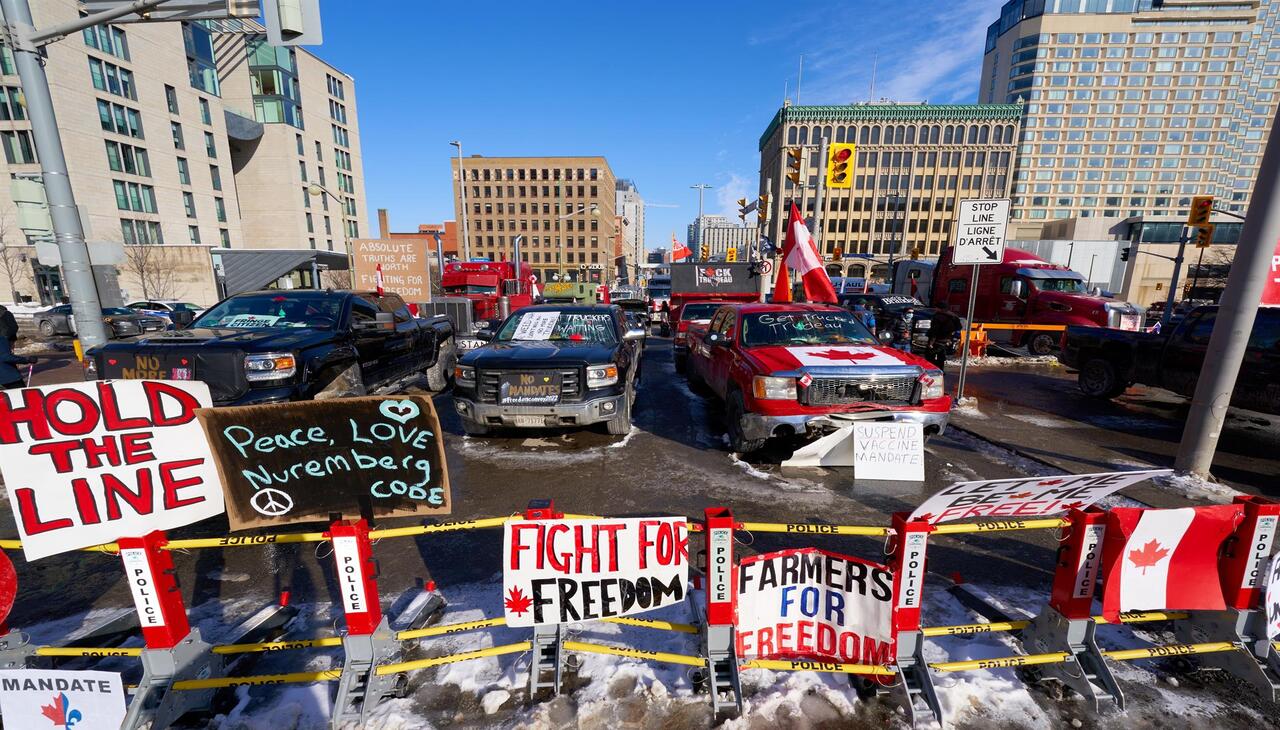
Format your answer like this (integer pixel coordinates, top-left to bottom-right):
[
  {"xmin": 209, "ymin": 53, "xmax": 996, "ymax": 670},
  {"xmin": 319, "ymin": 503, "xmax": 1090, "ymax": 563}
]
[
  {"xmin": 772, "ymin": 203, "xmax": 837, "ymax": 304},
  {"xmin": 1100, "ymin": 504, "xmax": 1243, "ymax": 622}
]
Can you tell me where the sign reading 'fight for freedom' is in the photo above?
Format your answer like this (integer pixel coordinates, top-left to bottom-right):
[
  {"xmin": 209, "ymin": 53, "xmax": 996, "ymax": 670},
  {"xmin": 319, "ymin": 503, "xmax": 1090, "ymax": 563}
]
[
  {"xmin": 908, "ymin": 469, "xmax": 1172, "ymax": 525},
  {"xmin": 0, "ymin": 381, "xmax": 225, "ymax": 560},
  {"xmin": 503, "ymin": 517, "xmax": 689, "ymax": 626}
]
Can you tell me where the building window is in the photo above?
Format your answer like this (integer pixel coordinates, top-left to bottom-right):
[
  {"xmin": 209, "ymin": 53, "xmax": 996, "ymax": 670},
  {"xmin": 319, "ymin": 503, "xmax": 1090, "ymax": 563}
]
[
  {"xmin": 83, "ymin": 24, "xmax": 129, "ymax": 61},
  {"xmin": 204, "ymin": 131, "xmax": 216, "ymax": 157},
  {"xmin": 198, "ymin": 97, "xmax": 211, "ymax": 125},
  {"xmin": 188, "ymin": 225, "xmax": 201, "ymax": 244},
  {"xmin": 324, "ymin": 216, "xmax": 332, "ymax": 235},
  {"xmin": 306, "ymin": 212, "xmax": 314, "ymax": 233},
  {"xmin": 0, "ymin": 86, "xmax": 20, "ymax": 121},
  {"xmin": 164, "ymin": 84, "xmax": 178, "ymax": 114},
  {"xmin": 170, "ymin": 121, "xmax": 184, "ymax": 149},
  {"xmin": 113, "ymin": 180, "xmax": 157, "ymax": 213},
  {"xmin": 326, "ymin": 73, "xmax": 345, "ymax": 100},
  {"xmin": 247, "ymin": 38, "xmax": 302, "ymax": 128},
  {"xmin": 299, "ymin": 160, "xmax": 307, "ymax": 181},
  {"xmin": 87, "ymin": 58, "xmax": 135, "ymax": 100},
  {"xmin": 120, "ymin": 219, "xmax": 162, "ymax": 245},
  {"xmin": 295, "ymin": 133, "xmax": 304, "ymax": 155},
  {"xmin": 214, "ymin": 197, "xmax": 226, "ymax": 222},
  {"xmin": 182, "ymin": 22, "xmax": 219, "ymax": 95},
  {"xmin": 104, "ymin": 141, "xmax": 150, "ymax": 177},
  {"xmin": 176, "ymin": 157, "xmax": 189, "ymax": 185},
  {"xmin": 183, "ymin": 192, "xmax": 196, "ymax": 218},
  {"xmin": 98, "ymin": 100, "xmax": 143, "ymax": 138},
  {"xmin": 315, "ymin": 140, "xmax": 323, "ymax": 160},
  {"xmin": 328, "ymin": 99, "xmax": 347, "ymax": 124},
  {"xmin": 0, "ymin": 130, "xmax": 36, "ymax": 164},
  {"xmin": 209, "ymin": 164, "xmax": 221, "ymax": 191},
  {"xmin": 219, "ymin": 229, "xmax": 230, "ymax": 246},
  {"xmin": 303, "ymin": 188, "xmax": 311, "ymax": 208}
]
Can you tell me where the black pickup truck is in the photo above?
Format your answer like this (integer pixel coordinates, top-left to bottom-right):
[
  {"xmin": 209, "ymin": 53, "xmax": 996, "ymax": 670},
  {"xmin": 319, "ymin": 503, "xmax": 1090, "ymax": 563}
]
[
  {"xmin": 85, "ymin": 290, "xmax": 455, "ymax": 406},
  {"xmin": 1058, "ymin": 305, "xmax": 1280, "ymax": 414},
  {"xmin": 452, "ymin": 304, "xmax": 645, "ymax": 435}
]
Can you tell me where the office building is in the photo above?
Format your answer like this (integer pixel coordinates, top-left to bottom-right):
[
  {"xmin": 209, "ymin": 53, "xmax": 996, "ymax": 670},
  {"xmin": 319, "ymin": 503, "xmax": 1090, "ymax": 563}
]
[
  {"xmin": 616, "ymin": 178, "xmax": 644, "ymax": 282},
  {"xmin": 981, "ymin": 0, "xmax": 1279, "ymax": 237},
  {"xmin": 0, "ymin": 2, "xmax": 367, "ymax": 305},
  {"xmin": 697, "ymin": 224, "xmax": 756, "ymax": 260},
  {"xmin": 758, "ymin": 102, "xmax": 1020, "ymax": 277},
  {"xmin": 449, "ymin": 155, "xmax": 618, "ymax": 284},
  {"xmin": 687, "ymin": 214, "xmax": 737, "ymax": 248}
]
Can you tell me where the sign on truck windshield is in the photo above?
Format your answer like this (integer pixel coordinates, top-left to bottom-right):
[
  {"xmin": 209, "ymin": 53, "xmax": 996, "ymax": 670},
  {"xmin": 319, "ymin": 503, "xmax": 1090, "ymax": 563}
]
[
  {"xmin": 741, "ymin": 312, "xmax": 876, "ymax": 347},
  {"xmin": 194, "ymin": 294, "xmax": 344, "ymax": 329},
  {"xmin": 497, "ymin": 311, "xmax": 617, "ymax": 344}
]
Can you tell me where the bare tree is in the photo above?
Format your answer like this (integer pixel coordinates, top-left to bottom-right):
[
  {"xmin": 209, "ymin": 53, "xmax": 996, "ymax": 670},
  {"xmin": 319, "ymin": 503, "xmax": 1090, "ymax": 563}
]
[
  {"xmin": 321, "ymin": 269, "xmax": 352, "ymax": 289},
  {"xmin": 122, "ymin": 243, "xmax": 175, "ymax": 301},
  {"xmin": 0, "ymin": 214, "xmax": 28, "ymax": 303}
]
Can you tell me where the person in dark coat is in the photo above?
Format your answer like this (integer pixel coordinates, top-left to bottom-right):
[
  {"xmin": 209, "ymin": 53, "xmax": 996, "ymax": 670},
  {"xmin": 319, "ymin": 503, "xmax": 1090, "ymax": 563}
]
[
  {"xmin": 0, "ymin": 303, "xmax": 17, "ymax": 344},
  {"xmin": 892, "ymin": 307, "xmax": 915, "ymax": 352},
  {"xmin": 0, "ymin": 335, "xmax": 33, "ymax": 389}
]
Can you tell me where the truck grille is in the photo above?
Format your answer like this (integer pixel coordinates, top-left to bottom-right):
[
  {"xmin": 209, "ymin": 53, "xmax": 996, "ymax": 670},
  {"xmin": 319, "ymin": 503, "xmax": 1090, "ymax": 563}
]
[
  {"xmin": 801, "ymin": 375, "xmax": 919, "ymax": 406},
  {"xmin": 478, "ymin": 369, "xmax": 582, "ymax": 404}
]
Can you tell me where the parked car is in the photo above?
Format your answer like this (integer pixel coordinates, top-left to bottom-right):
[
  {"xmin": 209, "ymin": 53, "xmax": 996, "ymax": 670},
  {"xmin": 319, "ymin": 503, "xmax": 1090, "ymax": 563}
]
[
  {"xmin": 453, "ymin": 304, "xmax": 645, "ymax": 435},
  {"xmin": 125, "ymin": 300, "xmax": 207, "ymax": 320},
  {"xmin": 85, "ymin": 289, "xmax": 455, "ymax": 406},
  {"xmin": 686, "ymin": 302, "xmax": 951, "ymax": 453},
  {"xmin": 1059, "ymin": 305, "xmax": 1280, "ymax": 414},
  {"xmin": 34, "ymin": 305, "xmax": 167, "ymax": 339}
]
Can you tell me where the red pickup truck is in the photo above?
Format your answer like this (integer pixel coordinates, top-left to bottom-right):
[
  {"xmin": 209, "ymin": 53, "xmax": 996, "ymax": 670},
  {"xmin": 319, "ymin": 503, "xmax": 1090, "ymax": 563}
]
[{"xmin": 687, "ymin": 303, "xmax": 951, "ymax": 453}]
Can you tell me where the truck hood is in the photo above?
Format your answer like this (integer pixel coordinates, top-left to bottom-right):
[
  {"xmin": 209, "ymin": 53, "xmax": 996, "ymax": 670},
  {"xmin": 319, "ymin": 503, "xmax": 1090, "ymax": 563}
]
[
  {"xmin": 743, "ymin": 344, "xmax": 931, "ymax": 375},
  {"xmin": 94, "ymin": 326, "xmax": 330, "ymax": 351},
  {"xmin": 1034, "ymin": 290, "xmax": 1142, "ymax": 319},
  {"xmin": 463, "ymin": 341, "xmax": 618, "ymax": 367}
]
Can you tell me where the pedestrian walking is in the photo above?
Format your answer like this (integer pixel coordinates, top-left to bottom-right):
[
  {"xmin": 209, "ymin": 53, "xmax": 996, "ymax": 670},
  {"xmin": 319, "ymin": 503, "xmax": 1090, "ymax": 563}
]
[
  {"xmin": 0, "ymin": 335, "xmax": 34, "ymax": 390},
  {"xmin": 926, "ymin": 302, "xmax": 964, "ymax": 370}
]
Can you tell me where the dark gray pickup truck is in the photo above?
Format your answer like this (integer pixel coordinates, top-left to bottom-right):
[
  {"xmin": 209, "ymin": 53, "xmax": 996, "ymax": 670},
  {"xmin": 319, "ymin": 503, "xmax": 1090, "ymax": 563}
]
[{"xmin": 1058, "ymin": 305, "xmax": 1280, "ymax": 414}]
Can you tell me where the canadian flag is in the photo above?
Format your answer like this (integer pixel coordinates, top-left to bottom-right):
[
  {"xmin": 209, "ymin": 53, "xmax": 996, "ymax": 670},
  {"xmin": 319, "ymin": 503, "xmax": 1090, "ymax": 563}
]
[
  {"xmin": 772, "ymin": 203, "xmax": 837, "ymax": 304},
  {"xmin": 1100, "ymin": 504, "xmax": 1243, "ymax": 621},
  {"xmin": 671, "ymin": 231, "xmax": 692, "ymax": 262},
  {"xmin": 375, "ymin": 263, "xmax": 385, "ymax": 296}
]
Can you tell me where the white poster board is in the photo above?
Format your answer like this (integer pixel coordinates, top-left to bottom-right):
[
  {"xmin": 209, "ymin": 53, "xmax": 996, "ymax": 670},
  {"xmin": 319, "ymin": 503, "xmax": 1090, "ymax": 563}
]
[
  {"xmin": 511, "ymin": 312, "xmax": 559, "ymax": 340},
  {"xmin": 503, "ymin": 517, "xmax": 689, "ymax": 626},
  {"xmin": 0, "ymin": 669, "xmax": 126, "ymax": 729},
  {"xmin": 0, "ymin": 381, "xmax": 226, "ymax": 560},
  {"xmin": 852, "ymin": 422, "xmax": 924, "ymax": 480},
  {"xmin": 908, "ymin": 469, "xmax": 1171, "ymax": 525}
]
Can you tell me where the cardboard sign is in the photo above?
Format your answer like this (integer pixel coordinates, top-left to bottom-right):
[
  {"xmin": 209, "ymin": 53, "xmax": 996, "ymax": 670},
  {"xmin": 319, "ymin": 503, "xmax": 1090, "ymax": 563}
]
[
  {"xmin": 503, "ymin": 517, "xmax": 689, "ymax": 627},
  {"xmin": 197, "ymin": 396, "xmax": 451, "ymax": 530},
  {"xmin": 908, "ymin": 469, "xmax": 1172, "ymax": 525},
  {"xmin": 511, "ymin": 311, "xmax": 559, "ymax": 340},
  {"xmin": 852, "ymin": 422, "xmax": 924, "ymax": 481},
  {"xmin": 1265, "ymin": 554, "xmax": 1280, "ymax": 640},
  {"xmin": 0, "ymin": 381, "xmax": 225, "ymax": 561},
  {"xmin": 736, "ymin": 547, "xmax": 894, "ymax": 665},
  {"xmin": 353, "ymin": 238, "xmax": 431, "ymax": 303},
  {"xmin": 0, "ymin": 669, "xmax": 126, "ymax": 729}
]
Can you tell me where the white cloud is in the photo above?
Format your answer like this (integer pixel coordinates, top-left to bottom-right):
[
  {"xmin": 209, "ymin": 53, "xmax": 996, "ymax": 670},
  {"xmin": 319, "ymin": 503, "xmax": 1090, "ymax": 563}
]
[{"xmin": 714, "ymin": 173, "xmax": 753, "ymax": 224}]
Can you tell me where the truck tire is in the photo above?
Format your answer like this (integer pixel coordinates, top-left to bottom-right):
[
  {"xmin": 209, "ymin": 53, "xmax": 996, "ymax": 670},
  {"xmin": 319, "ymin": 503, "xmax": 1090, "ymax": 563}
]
[
  {"xmin": 727, "ymin": 390, "xmax": 767, "ymax": 454},
  {"xmin": 424, "ymin": 337, "xmax": 457, "ymax": 392},
  {"xmin": 1078, "ymin": 357, "xmax": 1127, "ymax": 399},
  {"xmin": 461, "ymin": 418, "xmax": 490, "ymax": 436},
  {"xmin": 1028, "ymin": 333, "xmax": 1058, "ymax": 357},
  {"xmin": 314, "ymin": 362, "xmax": 367, "ymax": 400},
  {"xmin": 605, "ymin": 386, "xmax": 632, "ymax": 435}
]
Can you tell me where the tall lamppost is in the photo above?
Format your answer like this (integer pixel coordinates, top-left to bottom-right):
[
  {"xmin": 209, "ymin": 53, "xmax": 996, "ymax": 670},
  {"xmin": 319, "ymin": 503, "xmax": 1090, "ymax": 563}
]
[
  {"xmin": 307, "ymin": 182, "xmax": 352, "ymax": 282},
  {"xmin": 554, "ymin": 202, "xmax": 600, "ymax": 282},
  {"xmin": 450, "ymin": 140, "xmax": 472, "ymax": 261},
  {"xmin": 690, "ymin": 183, "xmax": 712, "ymax": 252}
]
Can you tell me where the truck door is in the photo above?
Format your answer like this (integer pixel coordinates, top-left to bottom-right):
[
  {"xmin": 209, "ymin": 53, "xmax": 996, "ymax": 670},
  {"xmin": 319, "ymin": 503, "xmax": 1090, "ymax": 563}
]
[
  {"xmin": 350, "ymin": 295, "xmax": 390, "ymax": 386},
  {"xmin": 707, "ymin": 312, "xmax": 738, "ymax": 398},
  {"xmin": 1161, "ymin": 309, "xmax": 1214, "ymax": 397},
  {"xmin": 995, "ymin": 275, "xmax": 1028, "ymax": 323},
  {"xmin": 376, "ymin": 293, "xmax": 420, "ymax": 379}
]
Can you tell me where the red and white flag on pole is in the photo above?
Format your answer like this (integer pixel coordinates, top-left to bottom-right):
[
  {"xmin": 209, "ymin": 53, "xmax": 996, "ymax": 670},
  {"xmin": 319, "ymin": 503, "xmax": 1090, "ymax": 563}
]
[
  {"xmin": 374, "ymin": 263, "xmax": 385, "ymax": 295},
  {"xmin": 671, "ymin": 232, "xmax": 692, "ymax": 262},
  {"xmin": 772, "ymin": 203, "xmax": 837, "ymax": 304},
  {"xmin": 1100, "ymin": 504, "xmax": 1243, "ymax": 621}
]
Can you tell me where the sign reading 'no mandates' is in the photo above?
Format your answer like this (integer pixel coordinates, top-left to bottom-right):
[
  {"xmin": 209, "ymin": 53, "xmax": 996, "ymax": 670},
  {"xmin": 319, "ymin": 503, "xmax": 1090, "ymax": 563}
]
[{"xmin": 953, "ymin": 199, "xmax": 1010, "ymax": 265}]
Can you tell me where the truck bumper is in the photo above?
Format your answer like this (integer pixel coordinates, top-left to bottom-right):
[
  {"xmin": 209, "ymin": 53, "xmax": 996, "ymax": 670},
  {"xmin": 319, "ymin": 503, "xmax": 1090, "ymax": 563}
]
[
  {"xmin": 454, "ymin": 394, "xmax": 626, "ymax": 429},
  {"xmin": 739, "ymin": 408, "xmax": 950, "ymax": 441},
  {"xmin": 214, "ymin": 384, "xmax": 302, "ymax": 407}
]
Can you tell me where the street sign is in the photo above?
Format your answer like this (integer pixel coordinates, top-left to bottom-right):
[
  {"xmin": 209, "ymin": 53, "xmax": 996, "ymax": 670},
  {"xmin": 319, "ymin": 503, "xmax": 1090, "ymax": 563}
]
[{"xmin": 953, "ymin": 199, "xmax": 1010, "ymax": 265}]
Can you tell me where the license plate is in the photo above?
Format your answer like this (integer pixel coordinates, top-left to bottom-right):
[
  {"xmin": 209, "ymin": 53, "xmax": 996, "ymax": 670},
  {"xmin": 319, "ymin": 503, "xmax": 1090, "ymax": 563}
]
[
  {"xmin": 499, "ymin": 371, "xmax": 561, "ymax": 405},
  {"xmin": 512, "ymin": 415, "xmax": 545, "ymax": 427},
  {"xmin": 170, "ymin": 367, "xmax": 192, "ymax": 380}
]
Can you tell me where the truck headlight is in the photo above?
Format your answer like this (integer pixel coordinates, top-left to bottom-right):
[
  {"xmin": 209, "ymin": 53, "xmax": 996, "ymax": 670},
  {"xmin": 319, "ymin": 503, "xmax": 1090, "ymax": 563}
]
[
  {"xmin": 586, "ymin": 364, "xmax": 618, "ymax": 387},
  {"xmin": 244, "ymin": 352, "xmax": 296, "ymax": 382},
  {"xmin": 455, "ymin": 364, "xmax": 476, "ymax": 385},
  {"xmin": 919, "ymin": 370, "xmax": 944, "ymax": 400},
  {"xmin": 752, "ymin": 375, "xmax": 797, "ymax": 401}
]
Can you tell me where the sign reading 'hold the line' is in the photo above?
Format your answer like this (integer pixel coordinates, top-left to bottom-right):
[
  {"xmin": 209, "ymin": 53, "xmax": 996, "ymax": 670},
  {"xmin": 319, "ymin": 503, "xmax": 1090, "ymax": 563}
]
[{"xmin": 196, "ymin": 396, "xmax": 451, "ymax": 530}]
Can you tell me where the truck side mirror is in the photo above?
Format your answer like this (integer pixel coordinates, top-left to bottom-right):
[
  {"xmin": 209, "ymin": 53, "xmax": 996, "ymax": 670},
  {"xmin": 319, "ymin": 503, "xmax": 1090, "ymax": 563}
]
[
  {"xmin": 1010, "ymin": 280, "xmax": 1028, "ymax": 300},
  {"xmin": 171, "ymin": 308, "xmax": 195, "ymax": 329},
  {"xmin": 474, "ymin": 327, "xmax": 494, "ymax": 342}
]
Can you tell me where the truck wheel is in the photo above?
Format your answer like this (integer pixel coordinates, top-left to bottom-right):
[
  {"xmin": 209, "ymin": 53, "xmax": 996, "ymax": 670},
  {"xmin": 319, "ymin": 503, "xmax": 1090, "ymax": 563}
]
[
  {"xmin": 37, "ymin": 319, "xmax": 54, "ymax": 337},
  {"xmin": 461, "ymin": 418, "xmax": 490, "ymax": 436},
  {"xmin": 1028, "ymin": 333, "xmax": 1058, "ymax": 357},
  {"xmin": 1078, "ymin": 357, "xmax": 1127, "ymax": 399},
  {"xmin": 314, "ymin": 362, "xmax": 367, "ymax": 400},
  {"xmin": 424, "ymin": 337, "xmax": 457, "ymax": 392},
  {"xmin": 727, "ymin": 390, "xmax": 767, "ymax": 454},
  {"xmin": 605, "ymin": 386, "xmax": 633, "ymax": 435}
]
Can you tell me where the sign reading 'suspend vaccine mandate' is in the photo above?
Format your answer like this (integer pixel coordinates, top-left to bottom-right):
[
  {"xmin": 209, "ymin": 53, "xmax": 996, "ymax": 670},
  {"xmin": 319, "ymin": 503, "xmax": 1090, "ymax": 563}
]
[
  {"xmin": 853, "ymin": 422, "xmax": 924, "ymax": 481},
  {"xmin": 503, "ymin": 517, "xmax": 689, "ymax": 626}
]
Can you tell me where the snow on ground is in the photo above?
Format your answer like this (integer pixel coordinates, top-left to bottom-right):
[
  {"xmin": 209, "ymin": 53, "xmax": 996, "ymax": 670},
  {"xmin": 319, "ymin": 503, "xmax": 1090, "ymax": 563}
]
[
  {"xmin": 1152, "ymin": 472, "xmax": 1244, "ymax": 504},
  {"xmin": 0, "ymin": 302, "xmax": 46, "ymax": 317},
  {"xmin": 946, "ymin": 354, "xmax": 1060, "ymax": 368}
]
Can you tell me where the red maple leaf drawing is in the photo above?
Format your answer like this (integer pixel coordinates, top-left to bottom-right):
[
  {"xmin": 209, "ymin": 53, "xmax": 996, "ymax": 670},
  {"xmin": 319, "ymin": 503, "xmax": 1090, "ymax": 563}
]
[
  {"xmin": 1037, "ymin": 479, "xmax": 1066, "ymax": 486},
  {"xmin": 1060, "ymin": 501, "xmax": 1086, "ymax": 511},
  {"xmin": 1008, "ymin": 492, "xmax": 1034, "ymax": 499},
  {"xmin": 809, "ymin": 349, "xmax": 876, "ymax": 362},
  {"xmin": 1127, "ymin": 539, "xmax": 1170, "ymax": 574},
  {"xmin": 505, "ymin": 587, "xmax": 533, "ymax": 616},
  {"xmin": 40, "ymin": 695, "xmax": 65, "ymax": 725}
]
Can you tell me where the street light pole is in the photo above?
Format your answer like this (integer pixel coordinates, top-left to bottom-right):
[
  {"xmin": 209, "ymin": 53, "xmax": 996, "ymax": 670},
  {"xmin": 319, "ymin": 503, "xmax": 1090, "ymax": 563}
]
[
  {"xmin": 691, "ymin": 183, "xmax": 712, "ymax": 254},
  {"xmin": 450, "ymin": 141, "xmax": 471, "ymax": 261},
  {"xmin": 307, "ymin": 183, "xmax": 351, "ymax": 277}
]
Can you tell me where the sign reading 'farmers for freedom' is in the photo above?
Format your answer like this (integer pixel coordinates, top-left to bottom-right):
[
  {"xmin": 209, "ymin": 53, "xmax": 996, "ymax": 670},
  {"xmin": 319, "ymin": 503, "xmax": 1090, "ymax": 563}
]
[
  {"xmin": 503, "ymin": 517, "xmax": 689, "ymax": 626},
  {"xmin": 0, "ymin": 381, "xmax": 225, "ymax": 560},
  {"xmin": 0, "ymin": 669, "xmax": 126, "ymax": 730},
  {"xmin": 908, "ymin": 469, "xmax": 1172, "ymax": 525},
  {"xmin": 197, "ymin": 396, "xmax": 451, "ymax": 530},
  {"xmin": 736, "ymin": 548, "xmax": 894, "ymax": 665}
]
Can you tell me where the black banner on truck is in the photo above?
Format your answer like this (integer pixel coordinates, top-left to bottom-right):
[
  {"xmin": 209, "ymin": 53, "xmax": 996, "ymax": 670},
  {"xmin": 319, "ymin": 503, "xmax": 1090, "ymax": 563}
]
[{"xmin": 670, "ymin": 263, "xmax": 758, "ymax": 294}]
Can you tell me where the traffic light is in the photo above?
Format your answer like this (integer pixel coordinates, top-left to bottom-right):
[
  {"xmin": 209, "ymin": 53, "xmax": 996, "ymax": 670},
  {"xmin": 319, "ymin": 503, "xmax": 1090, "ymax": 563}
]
[
  {"xmin": 911, "ymin": 246, "xmax": 920, "ymax": 261},
  {"xmin": 831, "ymin": 245, "xmax": 842, "ymax": 260},
  {"xmin": 738, "ymin": 197, "xmax": 749, "ymax": 222},
  {"xmin": 700, "ymin": 244, "xmax": 710, "ymax": 260},
  {"xmin": 1187, "ymin": 195, "xmax": 1214, "ymax": 226},
  {"xmin": 1120, "ymin": 246, "xmax": 1132, "ymax": 262},
  {"xmin": 1195, "ymin": 224, "xmax": 1215, "ymax": 249},
  {"xmin": 786, "ymin": 147, "xmax": 803, "ymax": 185},
  {"xmin": 726, "ymin": 247, "xmax": 738, "ymax": 262},
  {"xmin": 758, "ymin": 193, "xmax": 770, "ymax": 225},
  {"xmin": 825, "ymin": 143, "xmax": 855, "ymax": 189}
]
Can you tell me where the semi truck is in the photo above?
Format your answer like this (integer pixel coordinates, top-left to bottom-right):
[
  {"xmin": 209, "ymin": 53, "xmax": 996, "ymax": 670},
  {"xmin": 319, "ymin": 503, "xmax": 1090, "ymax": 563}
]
[{"xmin": 419, "ymin": 260, "xmax": 538, "ymax": 352}]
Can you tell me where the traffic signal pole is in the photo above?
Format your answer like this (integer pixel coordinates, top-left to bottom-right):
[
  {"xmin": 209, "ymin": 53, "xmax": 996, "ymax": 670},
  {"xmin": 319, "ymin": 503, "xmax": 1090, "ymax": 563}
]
[
  {"xmin": 1175, "ymin": 106, "xmax": 1280, "ymax": 477},
  {"xmin": 1159, "ymin": 227, "xmax": 1189, "ymax": 333},
  {"xmin": 1, "ymin": 0, "xmax": 121, "ymax": 351},
  {"xmin": 811, "ymin": 136, "xmax": 828, "ymax": 249}
]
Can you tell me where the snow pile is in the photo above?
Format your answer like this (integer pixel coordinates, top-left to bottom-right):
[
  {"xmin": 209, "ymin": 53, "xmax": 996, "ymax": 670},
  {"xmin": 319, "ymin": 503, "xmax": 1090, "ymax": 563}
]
[
  {"xmin": 946, "ymin": 353, "xmax": 1060, "ymax": 368},
  {"xmin": 1154, "ymin": 472, "xmax": 1243, "ymax": 504}
]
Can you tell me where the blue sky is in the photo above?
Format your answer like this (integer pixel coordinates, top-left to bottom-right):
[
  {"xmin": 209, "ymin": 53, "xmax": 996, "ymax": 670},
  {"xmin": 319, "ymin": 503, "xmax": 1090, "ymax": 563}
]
[{"xmin": 312, "ymin": 0, "xmax": 1004, "ymax": 252}]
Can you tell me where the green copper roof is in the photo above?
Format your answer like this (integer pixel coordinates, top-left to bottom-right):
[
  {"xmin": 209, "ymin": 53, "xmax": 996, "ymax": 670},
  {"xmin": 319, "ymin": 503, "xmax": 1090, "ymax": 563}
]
[{"xmin": 759, "ymin": 103, "xmax": 1024, "ymax": 150}]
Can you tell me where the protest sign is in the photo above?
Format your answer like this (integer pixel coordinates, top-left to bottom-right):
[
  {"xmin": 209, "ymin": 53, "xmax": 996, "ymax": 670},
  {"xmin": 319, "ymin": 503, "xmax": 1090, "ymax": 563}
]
[
  {"xmin": 852, "ymin": 422, "xmax": 924, "ymax": 481},
  {"xmin": 197, "ymin": 396, "xmax": 451, "ymax": 530},
  {"xmin": 0, "ymin": 381, "xmax": 224, "ymax": 561},
  {"xmin": 1265, "ymin": 554, "xmax": 1280, "ymax": 641},
  {"xmin": 352, "ymin": 238, "xmax": 431, "ymax": 302},
  {"xmin": 736, "ymin": 547, "xmax": 894, "ymax": 666},
  {"xmin": 503, "ymin": 517, "xmax": 688, "ymax": 627},
  {"xmin": 908, "ymin": 469, "xmax": 1172, "ymax": 525},
  {"xmin": 0, "ymin": 669, "xmax": 125, "ymax": 729}
]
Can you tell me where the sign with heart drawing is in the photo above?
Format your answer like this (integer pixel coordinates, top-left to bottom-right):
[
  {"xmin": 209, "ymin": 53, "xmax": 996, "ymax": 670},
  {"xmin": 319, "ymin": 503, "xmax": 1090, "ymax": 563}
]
[{"xmin": 196, "ymin": 396, "xmax": 451, "ymax": 529}]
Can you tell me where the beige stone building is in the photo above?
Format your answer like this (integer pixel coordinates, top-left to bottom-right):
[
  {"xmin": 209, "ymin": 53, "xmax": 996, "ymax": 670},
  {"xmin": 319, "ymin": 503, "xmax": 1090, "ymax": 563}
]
[
  {"xmin": 758, "ymin": 103, "xmax": 1021, "ymax": 277},
  {"xmin": 449, "ymin": 155, "xmax": 618, "ymax": 284},
  {"xmin": 981, "ymin": 0, "xmax": 1279, "ymax": 239},
  {"xmin": 0, "ymin": 4, "xmax": 366, "ymax": 306}
]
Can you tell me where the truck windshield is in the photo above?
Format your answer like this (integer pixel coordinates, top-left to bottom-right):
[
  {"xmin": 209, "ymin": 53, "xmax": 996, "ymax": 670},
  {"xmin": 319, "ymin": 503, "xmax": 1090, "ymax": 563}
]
[
  {"xmin": 497, "ymin": 311, "xmax": 617, "ymax": 344},
  {"xmin": 681, "ymin": 303, "xmax": 722, "ymax": 320},
  {"xmin": 194, "ymin": 293, "xmax": 344, "ymax": 329},
  {"xmin": 1035, "ymin": 277, "xmax": 1086, "ymax": 293},
  {"xmin": 741, "ymin": 311, "xmax": 876, "ymax": 347}
]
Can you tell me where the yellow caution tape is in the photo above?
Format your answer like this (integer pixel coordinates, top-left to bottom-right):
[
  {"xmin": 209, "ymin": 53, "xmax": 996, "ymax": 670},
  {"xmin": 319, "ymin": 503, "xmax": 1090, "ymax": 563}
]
[
  {"xmin": 930, "ymin": 651, "xmax": 1072, "ymax": 673},
  {"xmin": 740, "ymin": 658, "xmax": 896, "ymax": 676},
  {"xmin": 375, "ymin": 641, "xmax": 531, "ymax": 675},
  {"xmin": 1098, "ymin": 611, "xmax": 1189, "ymax": 625},
  {"xmin": 600, "ymin": 616, "xmax": 699, "ymax": 634},
  {"xmin": 371, "ymin": 517, "xmax": 513, "ymax": 540},
  {"xmin": 35, "ymin": 646, "xmax": 142, "ymax": 658},
  {"xmin": 398, "ymin": 617, "xmax": 508, "ymax": 641},
  {"xmin": 166, "ymin": 532, "xmax": 329, "ymax": 550},
  {"xmin": 1101, "ymin": 641, "xmax": 1238, "ymax": 661},
  {"xmin": 563, "ymin": 640, "xmax": 704, "ymax": 667},
  {"xmin": 213, "ymin": 636, "xmax": 344, "ymax": 655},
  {"xmin": 737, "ymin": 522, "xmax": 888, "ymax": 537},
  {"xmin": 174, "ymin": 669, "xmax": 342, "ymax": 691},
  {"xmin": 920, "ymin": 611, "xmax": 1189, "ymax": 638},
  {"xmin": 931, "ymin": 518, "xmax": 1069, "ymax": 535}
]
